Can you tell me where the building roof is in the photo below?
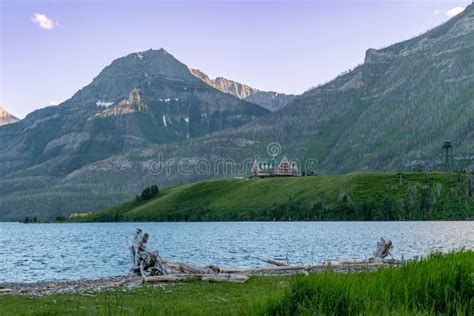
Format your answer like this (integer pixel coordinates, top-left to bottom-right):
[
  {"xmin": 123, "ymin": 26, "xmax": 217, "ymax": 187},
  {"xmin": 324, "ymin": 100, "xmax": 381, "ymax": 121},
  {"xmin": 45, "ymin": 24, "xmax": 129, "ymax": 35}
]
[{"xmin": 254, "ymin": 156, "xmax": 293, "ymax": 168}]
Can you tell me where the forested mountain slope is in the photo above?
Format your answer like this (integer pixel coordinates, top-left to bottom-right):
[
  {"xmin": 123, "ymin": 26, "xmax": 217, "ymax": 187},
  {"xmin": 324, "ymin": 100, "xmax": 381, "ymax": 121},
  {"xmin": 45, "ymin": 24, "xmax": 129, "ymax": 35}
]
[{"xmin": 233, "ymin": 4, "xmax": 474, "ymax": 173}]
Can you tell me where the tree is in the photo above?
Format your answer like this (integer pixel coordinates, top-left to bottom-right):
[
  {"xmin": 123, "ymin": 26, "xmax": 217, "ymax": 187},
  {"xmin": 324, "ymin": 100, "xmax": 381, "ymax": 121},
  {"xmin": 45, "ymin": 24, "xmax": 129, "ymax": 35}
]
[
  {"xmin": 468, "ymin": 177, "xmax": 472, "ymax": 198},
  {"xmin": 380, "ymin": 196, "xmax": 397, "ymax": 221},
  {"xmin": 137, "ymin": 184, "xmax": 160, "ymax": 201},
  {"xmin": 56, "ymin": 215, "xmax": 67, "ymax": 222},
  {"xmin": 141, "ymin": 188, "xmax": 152, "ymax": 200},
  {"xmin": 337, "ymin": 192, "xmax": 354, "ymax": 220},
  {"xmin": 151, "ymin": 185, "xmax": 159, "ymax": 196},
  {"xmin": 311, "ymin": 199, "xmax": 325, "ymax": 221},
  {"xmin": 356, "ymin": 201, "xmax": 374, "ymax": 221},
  {"xmin": 419, "ymin": 185, "xmax": 434, "ymax": 220}
]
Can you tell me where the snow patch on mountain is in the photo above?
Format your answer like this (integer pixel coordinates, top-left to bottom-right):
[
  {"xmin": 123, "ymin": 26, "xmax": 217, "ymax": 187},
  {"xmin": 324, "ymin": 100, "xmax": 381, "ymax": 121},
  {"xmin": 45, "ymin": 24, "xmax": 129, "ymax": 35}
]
[{"xmin": 96, "ymin": 101, "xmax": 114, "ymax": 107}]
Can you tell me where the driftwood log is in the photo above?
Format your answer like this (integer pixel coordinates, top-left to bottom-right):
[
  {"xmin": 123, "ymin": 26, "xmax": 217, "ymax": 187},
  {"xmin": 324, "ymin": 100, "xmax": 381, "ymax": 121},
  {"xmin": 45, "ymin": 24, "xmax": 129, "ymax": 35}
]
[
  {"xmin": 161, "ymin": 260, "xmax": 209, "ymax": 275},
  {"xmin": 373, "ymin": 237, "xmax": 394, "ymax": 259},
  {"xmin": 144, "ymin": 274, "xmax": 249, "ymax": 284},
  {"xmin": 129, "ymin": 230, "xmax": 226, "ymax": 279},
  {"xmin": 262, "ymin": 259, "xmax": 289, "ymax": 267},
  {"xmin": 129, "ymin": 229, "xmax": 167, "ymax": 277},
  {"xmin": 130, "ymin": 230, "xmax": 400, "ymax": 284}
]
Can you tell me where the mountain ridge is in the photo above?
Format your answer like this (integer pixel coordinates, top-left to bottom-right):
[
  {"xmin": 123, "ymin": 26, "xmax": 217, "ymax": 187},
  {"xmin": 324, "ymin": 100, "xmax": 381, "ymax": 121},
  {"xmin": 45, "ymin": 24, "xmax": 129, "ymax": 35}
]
[{"xmin": 189, "ymin": 68, "xmax": 295, "ymax": 111}]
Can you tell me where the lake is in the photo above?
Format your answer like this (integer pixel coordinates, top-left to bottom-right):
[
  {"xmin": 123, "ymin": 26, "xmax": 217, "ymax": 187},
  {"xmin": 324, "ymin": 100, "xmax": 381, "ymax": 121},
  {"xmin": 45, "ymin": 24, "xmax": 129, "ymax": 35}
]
[{"xmin": 0, "ymin": 222, "xmax": 473, "ymax": 283}]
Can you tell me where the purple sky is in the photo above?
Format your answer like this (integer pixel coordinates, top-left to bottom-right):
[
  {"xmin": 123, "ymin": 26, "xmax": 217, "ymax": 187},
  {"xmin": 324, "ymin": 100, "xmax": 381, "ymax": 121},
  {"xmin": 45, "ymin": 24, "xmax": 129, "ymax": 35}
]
[{"xmin": 1, "ymin": 0, "xmax": 471, "ymax": 118}]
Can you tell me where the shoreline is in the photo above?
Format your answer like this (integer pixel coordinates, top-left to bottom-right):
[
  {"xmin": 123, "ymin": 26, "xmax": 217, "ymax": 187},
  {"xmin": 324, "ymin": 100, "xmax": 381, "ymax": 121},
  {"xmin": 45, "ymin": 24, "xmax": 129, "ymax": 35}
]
[
  {"xmin": 0, "ymin": 276, "xmax": 143, "ymax": 296},
  {"xmin": 2, "ymin": 219, "xmax": 473, "ymax": 224},
  {"xmin": 0, "ymin": 258, "xmax": 401, "ymax": 296}
]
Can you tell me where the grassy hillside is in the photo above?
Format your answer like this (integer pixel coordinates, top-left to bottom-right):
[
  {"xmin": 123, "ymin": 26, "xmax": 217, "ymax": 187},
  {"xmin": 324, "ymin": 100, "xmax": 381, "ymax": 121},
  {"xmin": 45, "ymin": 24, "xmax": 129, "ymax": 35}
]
[{"xmin": 79, "ymin": 172, "xmax": 474, "ymax": 222}]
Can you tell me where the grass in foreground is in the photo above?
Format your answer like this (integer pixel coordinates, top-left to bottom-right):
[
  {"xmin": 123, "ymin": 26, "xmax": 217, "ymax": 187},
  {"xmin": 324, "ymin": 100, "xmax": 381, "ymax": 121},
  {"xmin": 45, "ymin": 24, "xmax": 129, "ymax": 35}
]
[
  {"xmin": 1, "ymin": 251, "xmax": 472, "ymax": 315},
  {"xmin": 265, "ymin": 251, "xmax": 474, "ymax": 315},
  {"xmin": 0, "ymin": 277, "xmax": 287, "ymax": 316}
]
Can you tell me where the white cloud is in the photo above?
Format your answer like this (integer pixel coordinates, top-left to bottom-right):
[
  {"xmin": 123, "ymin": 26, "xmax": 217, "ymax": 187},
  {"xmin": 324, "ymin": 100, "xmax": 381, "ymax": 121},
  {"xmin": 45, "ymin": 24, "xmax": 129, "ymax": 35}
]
[
  {"xmin": 433, "ymin": 9, "xmax": 441, "ymax": 15},
  {"xmin": 31, "ymin": 13, "xmax": 56, "ymax": 30},
  {"xmin": 446, "ymin": 6, "xmax": 465, "ymax": 18},
  {"xmin": 49, "ymin": 100, "xmax": 59, "ymax": 106}
]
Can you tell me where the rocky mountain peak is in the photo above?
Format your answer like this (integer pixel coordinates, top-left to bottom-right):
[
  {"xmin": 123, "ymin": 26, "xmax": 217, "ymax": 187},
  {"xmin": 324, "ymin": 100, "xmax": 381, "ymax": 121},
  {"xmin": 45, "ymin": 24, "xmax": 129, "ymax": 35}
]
[
  {"xmin": 189, "ymin": 68, "xmax": 213, "ymax": 86},
  {"xmin": 189, "ymin": 68, "xmax": 259, "ymax": 99},
  {"xmin": 68, "ymin": 48, "xmax": 200, "ymax": 107},
  {"xmin": 0, "ymin": 107, "xmax": 19, "ymax": 126},
  {"xmin": 189, "ymin": 68, "xmax": 295, "ymax": 111},
  {"xmin": 213, "ymin": 77, "xmax": 258, "ymax": 99},
  {"xmin": 189, "ymin": 68, "xmax": 258, "ymax": 98},
  {"xmin": 105, "ymin": 48, "xmax": 193, "ymax": 80}
]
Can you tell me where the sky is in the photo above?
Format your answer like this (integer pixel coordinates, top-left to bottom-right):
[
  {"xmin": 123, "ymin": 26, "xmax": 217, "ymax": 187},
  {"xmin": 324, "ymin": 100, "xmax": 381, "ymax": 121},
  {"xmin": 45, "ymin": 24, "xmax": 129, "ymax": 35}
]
[{"xmin": 0, "ymin": 0, "xmax": 472, "ymax": 118}]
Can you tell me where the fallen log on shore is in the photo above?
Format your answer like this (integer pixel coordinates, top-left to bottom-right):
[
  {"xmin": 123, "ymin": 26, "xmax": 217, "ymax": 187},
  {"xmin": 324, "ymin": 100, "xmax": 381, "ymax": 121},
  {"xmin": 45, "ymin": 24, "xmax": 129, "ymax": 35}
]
[
  {"xmin": 217, "ymin": 260, "xmax": 400, "ymax": 276},
  {"xmin": 0, "ymin": 288, "xmax": 12, "ymax": 294},
  {"xmin": 144, "ymin": 274, "xmax": 249, "ymax": 284},
  {"xmin": 161, "ymin": 260, "xmax": 209, "ymax": 275},
  {"xmin": 130, "ymin": 230, "xmax": 403, "ymax": 283},
  {"xmin": 261, "ymin": 259, "xmax": 289, "ymax": 267}
]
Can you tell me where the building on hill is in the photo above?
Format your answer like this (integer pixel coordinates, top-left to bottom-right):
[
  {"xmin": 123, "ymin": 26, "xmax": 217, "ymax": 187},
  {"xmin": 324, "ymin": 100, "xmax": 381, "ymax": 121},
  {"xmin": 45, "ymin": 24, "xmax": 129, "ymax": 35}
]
[{"xmin": 252, "ymin": 156, "xmax": 299, "ymax": 178}]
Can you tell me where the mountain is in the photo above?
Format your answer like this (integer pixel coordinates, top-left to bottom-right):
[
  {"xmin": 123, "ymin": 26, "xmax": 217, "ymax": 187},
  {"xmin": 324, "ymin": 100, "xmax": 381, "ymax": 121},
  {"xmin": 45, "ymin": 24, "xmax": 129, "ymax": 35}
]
[
  {"xmin": 190, "ymin": 68, "xmax": 295, "ymax": 111},
  {"xmin": 0, "ymin": 49, "xmax": 268, "ymax": 174},
  {"xmin": 0, "ymin": 49, "xmax": 269, "ymax": 220},
  {"xmin": 236, "ymin": 4, "xmax": 474, "ymax": 173},
  {"xmin": 1, "ymin": 6, "xmax": 474, "ymax": 221},
  {"xmin": 0, "ymin": 107, "xmax": 19, "ymax": 126}
]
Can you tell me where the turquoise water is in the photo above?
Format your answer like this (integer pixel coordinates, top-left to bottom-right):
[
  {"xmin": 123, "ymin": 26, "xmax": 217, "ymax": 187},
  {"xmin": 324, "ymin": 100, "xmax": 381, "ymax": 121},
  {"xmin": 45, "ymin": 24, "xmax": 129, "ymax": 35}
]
[{"xmin": 0, "ymin": 221, "xmax": 472, "ymax": 283}]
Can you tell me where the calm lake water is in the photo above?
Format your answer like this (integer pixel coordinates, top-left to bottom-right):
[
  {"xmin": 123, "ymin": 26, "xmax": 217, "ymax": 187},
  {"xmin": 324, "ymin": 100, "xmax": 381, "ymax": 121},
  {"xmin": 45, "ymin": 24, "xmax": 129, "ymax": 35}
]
[{"xmin": 0, "ymin": 222, "xmax": 473, "ymax": 283}]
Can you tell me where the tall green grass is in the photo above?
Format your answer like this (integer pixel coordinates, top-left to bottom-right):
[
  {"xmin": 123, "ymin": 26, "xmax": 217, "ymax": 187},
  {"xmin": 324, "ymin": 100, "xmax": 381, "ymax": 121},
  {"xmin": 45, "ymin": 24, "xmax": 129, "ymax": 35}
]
[{"xmin": 264, "ymin": 251, "xmax": 474, "ymax": 315}]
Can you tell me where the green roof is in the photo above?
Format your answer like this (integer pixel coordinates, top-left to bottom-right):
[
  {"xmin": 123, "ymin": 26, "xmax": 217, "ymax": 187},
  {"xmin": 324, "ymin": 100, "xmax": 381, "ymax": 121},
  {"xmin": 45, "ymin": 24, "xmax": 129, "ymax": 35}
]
[{"xmin": 255, "ymin": 156, "xmax": 286, "ymax": 168}]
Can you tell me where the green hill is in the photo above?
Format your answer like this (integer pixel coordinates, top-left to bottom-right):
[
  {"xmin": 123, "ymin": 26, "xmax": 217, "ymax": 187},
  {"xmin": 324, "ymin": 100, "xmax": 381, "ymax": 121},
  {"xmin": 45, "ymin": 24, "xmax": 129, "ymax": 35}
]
[{"xmin": 79, "ymin": 172, "xmax": 474, "ymax": 222}]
